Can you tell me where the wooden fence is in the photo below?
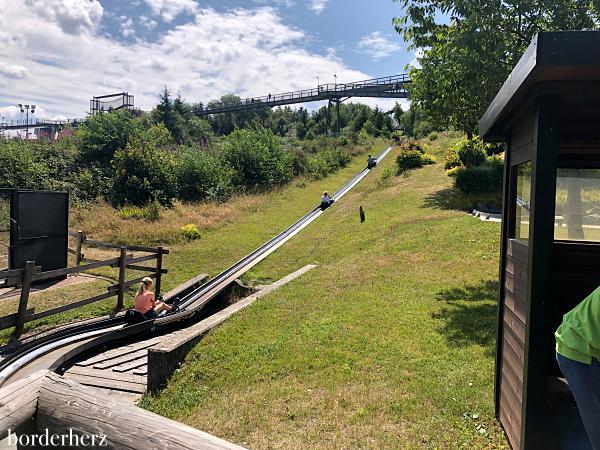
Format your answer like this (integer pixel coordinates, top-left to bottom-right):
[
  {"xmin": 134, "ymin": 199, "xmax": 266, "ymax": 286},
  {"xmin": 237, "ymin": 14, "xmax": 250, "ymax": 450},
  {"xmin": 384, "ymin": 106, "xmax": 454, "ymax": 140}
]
[{"xmin": 0, "ymin": 231, "xmax": 168, "ymax": 338}]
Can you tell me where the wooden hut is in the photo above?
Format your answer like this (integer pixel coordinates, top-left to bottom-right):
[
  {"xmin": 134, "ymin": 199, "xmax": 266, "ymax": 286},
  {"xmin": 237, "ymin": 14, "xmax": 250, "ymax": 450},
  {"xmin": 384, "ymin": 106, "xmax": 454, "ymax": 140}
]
[{"xmin": 480, "ymin": 31, "xmax": 600, "ymax": 449}]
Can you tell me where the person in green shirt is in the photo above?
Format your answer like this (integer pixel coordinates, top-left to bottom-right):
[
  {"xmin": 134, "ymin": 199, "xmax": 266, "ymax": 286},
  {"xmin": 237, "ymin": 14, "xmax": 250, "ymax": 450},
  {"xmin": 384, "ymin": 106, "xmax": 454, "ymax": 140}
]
[{"xmin": 555, "ymin": 285, "xmax": 600, "ymax": 449}]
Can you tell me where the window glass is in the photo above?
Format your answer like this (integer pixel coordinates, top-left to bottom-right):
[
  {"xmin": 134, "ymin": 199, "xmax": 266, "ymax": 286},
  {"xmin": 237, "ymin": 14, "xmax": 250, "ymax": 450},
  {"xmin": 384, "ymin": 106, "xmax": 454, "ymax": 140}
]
[
  {"xmin": 555, "ymin": 169, "xmax": 600, "ymax": 241},
  {"xmin": 515, "ymin": 162, "xmax": 532, "ymax": 240}
]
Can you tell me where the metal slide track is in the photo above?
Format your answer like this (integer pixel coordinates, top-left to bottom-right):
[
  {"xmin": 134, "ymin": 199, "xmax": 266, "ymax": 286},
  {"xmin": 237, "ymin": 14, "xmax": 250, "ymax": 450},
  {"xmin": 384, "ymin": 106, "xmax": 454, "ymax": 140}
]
[{"xmin": 0, "ymin": 146, "xmax": 393, "ymax": 387}]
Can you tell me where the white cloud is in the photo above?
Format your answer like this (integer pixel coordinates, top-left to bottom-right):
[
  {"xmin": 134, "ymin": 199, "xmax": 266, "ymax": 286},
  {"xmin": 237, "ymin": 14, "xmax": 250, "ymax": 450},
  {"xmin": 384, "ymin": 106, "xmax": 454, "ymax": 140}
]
[
  {"xmin": 309, "ymin": 0, "xmax": 328, "ymax": 15},
  {"xmin": 0, "ymin": 63, "xmax": 30, "ymax": 80},
  {"xmin": 25, "ymin": 0, "xmax": 103, "ymax": 35},
  {"xmin": 142, "ymin": 0, "xmax": 198, "ymax": 22},
  {"xmin": 139, "ymin": 15, "xmax": 158, "ymax": 30},
  {"xmin": 253, "ymin": 0, "xmax": 296, "ymax": 7},
  {"xmin": 0, "ymin": 2, "xmax": 370, "ymax": 119},
  {"xmin": 409, "ymin": 48, "xmax": 424, "ymax": 69},
  {"xmin": 120, "ymin": 17, "xmax": 135, "ymax": 37},
  {"xmin": 357, "ymin": 32, "xmax": 401, "ymax": 61}
]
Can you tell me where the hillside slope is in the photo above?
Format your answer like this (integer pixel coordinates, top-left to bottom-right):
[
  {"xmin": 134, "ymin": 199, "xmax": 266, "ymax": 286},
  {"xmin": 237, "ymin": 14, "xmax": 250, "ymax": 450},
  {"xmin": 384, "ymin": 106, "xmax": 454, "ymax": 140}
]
[{"xmin": 142, "ymin": 136, "xmax": 508, "ymax": 448}]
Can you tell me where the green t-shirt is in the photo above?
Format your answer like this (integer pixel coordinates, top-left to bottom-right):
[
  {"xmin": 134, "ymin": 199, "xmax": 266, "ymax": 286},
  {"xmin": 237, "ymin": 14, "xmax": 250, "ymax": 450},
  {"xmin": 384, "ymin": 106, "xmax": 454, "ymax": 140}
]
[{"xmin": 555, "ymin": 285, "xmax": 600, "ymax": 364}]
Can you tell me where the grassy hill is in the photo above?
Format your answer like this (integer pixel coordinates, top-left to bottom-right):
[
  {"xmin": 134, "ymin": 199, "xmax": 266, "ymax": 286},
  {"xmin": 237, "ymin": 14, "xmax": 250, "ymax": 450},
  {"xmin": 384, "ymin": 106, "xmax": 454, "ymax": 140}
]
[{"xmin": 140, "ymin": 134, "xmax": 509, "ymax": 448}]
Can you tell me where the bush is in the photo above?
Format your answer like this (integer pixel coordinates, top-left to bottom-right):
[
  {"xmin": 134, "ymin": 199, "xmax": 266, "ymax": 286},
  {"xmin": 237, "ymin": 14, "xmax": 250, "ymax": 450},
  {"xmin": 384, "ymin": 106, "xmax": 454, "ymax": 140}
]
[
  {"xmin": 397, "ymin": 150, "xmax": 427, "ymax": 173},
  {"xmin": 396, "ymin": 147, "xmax": 436, "ymax": 174},
  {"xmin": 454, "ymin": 159, "xmax": 503, "ymax": 194},
  {"xmin": 378, "ymin": 165, "xmax": 397, "ymax": 186},
  {"xmin": 109, "ymin": 138, "xmax": 177, "ymax": 206},
  {"xmin": 428, "ymin": 132, "xmax": 438, "ymax": 141},
  {"xmin": 175, "ymin": 146, "xmax": 234, "ymax": 202},
  {"xmin": 181, "ymin": 223, "xmax": 202, "ymax": 241},
  {"xmin": 0, "ymin": 140, "xmax": 52, "ymax": 189},
  {"xmin": 119, "ymin": 200, "xmax": 161, "ymax": 222},
  {"xmin": 399, "ymin": 141, "xmax": 426, "ymax": 154},
  {"xmin": 454, "ymin": 137, "xmax": 488, "ymax": 167},
  {"xmin": 444, "ymin": 148, "xmax": 462, "ymax": 171},
  {"xmin": 223, "ymin": 127, "xmax": 293, "ymax": 189},
  {"xmin": 390, "ymin": 130, "xmax": 404, "ymax": 143},
  {"xmin": 72, "ymin": 168, "xmax": 109, "ymax": 202},
  {"xmin": 76, "ymin": 109, "xmax": 140, "ymax": 170}
]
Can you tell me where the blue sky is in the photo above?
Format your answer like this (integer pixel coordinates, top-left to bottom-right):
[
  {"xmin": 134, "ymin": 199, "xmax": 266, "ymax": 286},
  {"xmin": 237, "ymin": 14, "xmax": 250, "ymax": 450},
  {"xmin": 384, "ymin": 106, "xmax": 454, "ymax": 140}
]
[{"xmin": 0, "ymin": 0, "xmax": 416, "ymax": 120}]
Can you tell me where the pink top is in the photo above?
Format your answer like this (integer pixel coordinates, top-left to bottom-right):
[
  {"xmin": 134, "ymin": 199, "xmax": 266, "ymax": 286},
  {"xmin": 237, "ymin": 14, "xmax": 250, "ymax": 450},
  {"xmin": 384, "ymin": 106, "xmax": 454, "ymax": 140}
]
[{"xmin": 134, "ymin": 291, "xmax": 155, "ymax": 314}]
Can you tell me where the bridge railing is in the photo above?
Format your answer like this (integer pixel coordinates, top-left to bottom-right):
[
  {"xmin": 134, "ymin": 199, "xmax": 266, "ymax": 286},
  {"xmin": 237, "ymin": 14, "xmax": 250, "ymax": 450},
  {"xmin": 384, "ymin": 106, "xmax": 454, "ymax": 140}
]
[
  {"xmin": 0, "ymin": 117, "xmax": 86, "ymax": 129},
  {"xmin": 202, "ymin": 73, "xmax": 411, "ymax": 114}
]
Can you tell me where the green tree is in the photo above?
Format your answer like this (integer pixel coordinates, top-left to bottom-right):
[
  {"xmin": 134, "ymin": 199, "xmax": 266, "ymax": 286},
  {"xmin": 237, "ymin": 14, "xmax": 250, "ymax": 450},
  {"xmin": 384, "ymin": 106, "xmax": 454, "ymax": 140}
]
[
  {"xmin": 223, "ymin": 126, "xmax": 293, "ymax": 189},
  {"xmin": 393, "ymin": 102, "xmax": 404, "ymax": 125},
  {"xmin": 153, "ymin": 87, "xmax": 177, "ymax": 135},
  {"xmin": 110, "ymin": 136, "xmax": 177, "ymax": 206},
  {"xmin": 76, "ymin": 109, "xmax": 138, "ymax": 170},
  {"xmin": 394, "ymin": 0, "xmax": 599, "ymax": 136},
  {"xmin": 175, "ymin": 146, "xmax": 234, "ymax": 201}
]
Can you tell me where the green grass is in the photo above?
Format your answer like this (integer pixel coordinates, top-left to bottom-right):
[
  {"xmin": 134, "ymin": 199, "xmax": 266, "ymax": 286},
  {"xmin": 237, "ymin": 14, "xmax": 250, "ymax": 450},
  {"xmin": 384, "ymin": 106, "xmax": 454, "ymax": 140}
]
[{"xmin": 140, "ymin": 135, "xmax": 509, "ymax": 448}]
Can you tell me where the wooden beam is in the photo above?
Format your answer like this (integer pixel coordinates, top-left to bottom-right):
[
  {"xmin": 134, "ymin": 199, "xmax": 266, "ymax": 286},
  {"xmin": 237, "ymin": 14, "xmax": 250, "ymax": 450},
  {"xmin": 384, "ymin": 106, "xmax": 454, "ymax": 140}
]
[
  {"xmin": 30, "ymin": 257, "xmax": 120, "ymax": 282},
  {"xmin": 0, "ymin": 308, "xmax": 35, "ymax": 331},
  {"xmin": 13, "ymin": 261, "xmax": 34, "ymax": 338},
  {"xmin": 0, "ymin": 370, "xmax": 48, "ymax": 440},
  {"xmin": 521, "ymin": 95, "xmax": 560, "ymax": 449},
  {"xmin": 27, "ymin": 291, "xmax": 115, "ymax": 322},
  {"xmin": 82, "ymin": 240, "xmax": 169, "ymax": 254},
  {"xmin": 126, "ymin": 264, "xmax": 167, "ymax": 274},
  {"xmin": 107, "ymin": 273, "xmax": 157, "ymax": 292},
  {"xmin": 37, "ymin": 372, "xmax": 246, "ymax": 450}
]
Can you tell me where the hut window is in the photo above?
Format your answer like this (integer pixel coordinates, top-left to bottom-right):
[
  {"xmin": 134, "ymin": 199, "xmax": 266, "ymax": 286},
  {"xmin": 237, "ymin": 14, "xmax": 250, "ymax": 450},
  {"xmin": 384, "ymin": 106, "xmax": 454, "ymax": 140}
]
[
  {"xmin": 515, "ymin": 162, "xmax": 532, "ymax": 240},
  {"xmin": 555, "ymin": 168, "xmax": 600, "ymax": 241}
]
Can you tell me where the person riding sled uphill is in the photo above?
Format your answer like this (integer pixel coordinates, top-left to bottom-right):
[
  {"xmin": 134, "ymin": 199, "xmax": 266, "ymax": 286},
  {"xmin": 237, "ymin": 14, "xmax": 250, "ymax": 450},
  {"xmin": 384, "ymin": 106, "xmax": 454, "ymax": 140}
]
[
  {"xmin": 367, "ymin": 155, "xmax": 377, "ymax": 169},
  {"xmin": 320, "ymin": 192, "xmax": 334, "ymax": 211}
]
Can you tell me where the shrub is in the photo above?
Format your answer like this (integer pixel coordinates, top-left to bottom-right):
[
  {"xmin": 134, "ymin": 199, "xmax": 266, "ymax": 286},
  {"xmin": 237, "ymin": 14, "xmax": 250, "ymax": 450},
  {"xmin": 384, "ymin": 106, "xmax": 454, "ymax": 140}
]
[
  {"xmin": 444, "ymin": 148, "xmax": 462, "ymax": 171},
  {"xmin": 421, "ymin": 154, "xmax": 437, "ymax": 165},
  {"xmin": 76, "ymin": 109, "xmax": 140, "ymax": 170},
  {"xmin": 428, "ymin": 132, "xmax": 438, "ymax": 141},
  {"xmin": 454, "ymin": 137, "xmax": 488, "ymax": 167},
  {"xmin": 379, "ymin": 166, "xmax": 397, "ymax": 186},
  {"xmin": 396, "ymin": 147, "xmax": 436, "ymax": 174},
  {"xmin": 454, "ymin": 159, "xmax": 503, "ymax": 194},
  {"xmin": 399, "ymin": 141, "xmax": 426, "ymax": 154},
  {"xmin": 118, "ymin": 200, "xmax": 161, "ymax": 222},
  {"xmin": 175, "ymin": 146, "xmax": 234, "ymax": 202},
  {"xmin": 109, "ymin": 138, "xmax": 177, "ymax": 206},
  {"xmin": 181, "ymin": 223, "xmax": 202, "ymax": 241},
  {"xmin": 390, "ymin": 130, "xmax": 404, "ymax": 143},
  {"xmin": 397, "ymin": 150, "xmax": 427, "ymax": 173},
  {"xmin": 223, "ymin": 127, "xmax": 293, "ymax": 190},
  {"xmin": 72, "ymin": 168, "xmax": 109, "ymax": 202},
  {"xmin": 0, "ymin": 140, "xmax": 52, "ymax": 189}
]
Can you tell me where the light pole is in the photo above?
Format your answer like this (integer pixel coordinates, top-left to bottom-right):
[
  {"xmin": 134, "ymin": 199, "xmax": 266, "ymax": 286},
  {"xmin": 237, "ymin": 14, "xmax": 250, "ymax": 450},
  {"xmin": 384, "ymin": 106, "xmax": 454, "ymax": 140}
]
[
  {"xmin": 334, "ymin": 73, "xmax": 337, "ymax": 90},
  {"xmin": 18, "ymin": 104, "xmax": 35, "ymax": 140}
]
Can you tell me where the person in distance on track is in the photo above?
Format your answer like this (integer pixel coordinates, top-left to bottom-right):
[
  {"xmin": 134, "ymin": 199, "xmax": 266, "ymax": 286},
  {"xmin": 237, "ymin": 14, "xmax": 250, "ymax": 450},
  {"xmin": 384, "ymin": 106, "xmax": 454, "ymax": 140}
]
[
  {"xmin": 134, "ymin": 277, "xmax": 174, "ymax": 319},
  {"xmin": 367, "ymin": 155, "xmax": 377, "ymax": 169},
  {"xmin": 320, "ymin": 191, "xmax": 334, "ymax": 211}
]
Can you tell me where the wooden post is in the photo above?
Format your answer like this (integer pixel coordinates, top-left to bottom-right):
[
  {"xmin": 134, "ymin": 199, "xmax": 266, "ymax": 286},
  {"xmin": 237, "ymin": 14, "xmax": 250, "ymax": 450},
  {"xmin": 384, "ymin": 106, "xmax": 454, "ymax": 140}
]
[
  {"xmin": 117, "ymin": 246, "xmax": 127, "ymax": 310},
  {"xmin": 14, "ymin": 261, "xmax": 34, "ymax": 338},
  {"xmin": 155, "ymin": 246, "xmax": 163, "ymax": 296},
  {"xmin": 74, "ymin": 230, "xmax": 84, "ymax": 266}
]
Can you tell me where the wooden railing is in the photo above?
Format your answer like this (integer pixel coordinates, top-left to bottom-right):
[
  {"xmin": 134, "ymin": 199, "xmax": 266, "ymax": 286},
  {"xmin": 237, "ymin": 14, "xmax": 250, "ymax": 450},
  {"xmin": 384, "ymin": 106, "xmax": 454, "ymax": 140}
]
[
  {"xmin": 0, "ymin": 233, "xmax": 168, "ymax": 337},
  {"xmin": 0, "ymin": 371, "xmax": 244, "ymax": 449}
]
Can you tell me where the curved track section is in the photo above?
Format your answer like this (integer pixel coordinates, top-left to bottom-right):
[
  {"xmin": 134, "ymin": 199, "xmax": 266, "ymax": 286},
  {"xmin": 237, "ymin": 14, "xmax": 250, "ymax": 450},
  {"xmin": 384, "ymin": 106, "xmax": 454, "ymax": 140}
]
[{"xmin": 0, "ymin": 146, "xmax": 393, "ymax": 387}]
